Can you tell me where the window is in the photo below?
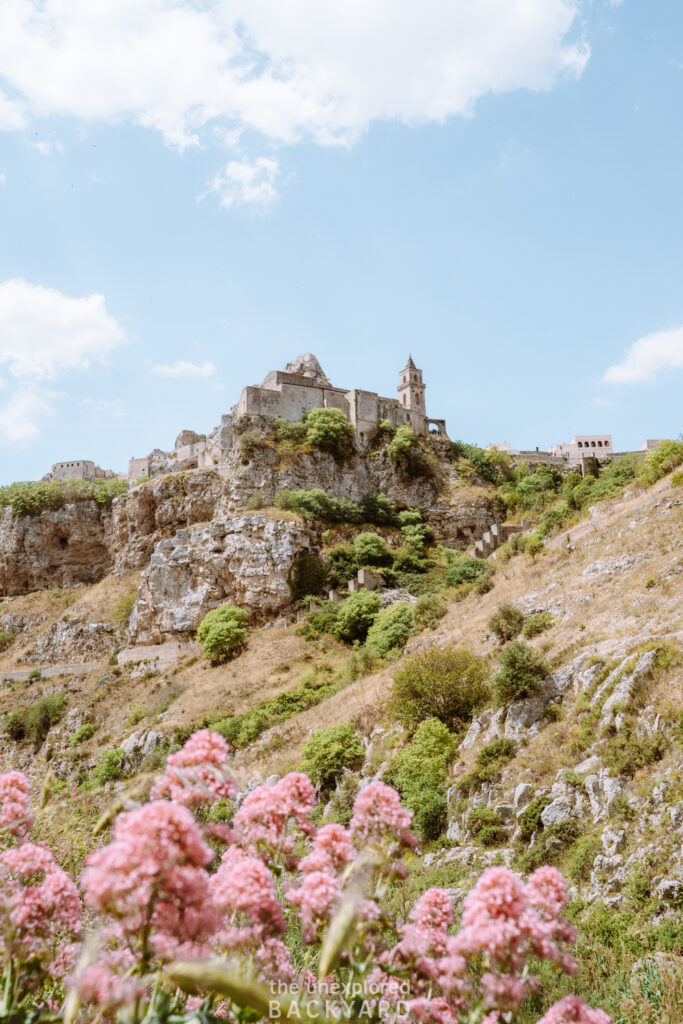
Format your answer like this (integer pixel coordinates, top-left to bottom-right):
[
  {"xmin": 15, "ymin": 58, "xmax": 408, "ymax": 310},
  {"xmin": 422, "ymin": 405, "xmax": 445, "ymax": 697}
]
[
  {"xmin": 591, "ymin": 441, "xmax": 596, "ymax": 447},
  {"xmin": 597, "ymin": 440, "xmax": 602, "ymax": 447},
  {"xmin": 402, "ymin": 394, "xmax": 406, "ymax": 405},
  {"xmin": 577, "ymin": 442, "xmax": 582, "ymax": 448}
]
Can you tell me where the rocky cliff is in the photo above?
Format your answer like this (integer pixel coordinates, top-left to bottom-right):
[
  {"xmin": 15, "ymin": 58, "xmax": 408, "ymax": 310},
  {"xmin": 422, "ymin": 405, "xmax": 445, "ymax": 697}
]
[{"xmin": 0, "ymin": 438, "xmax": 500, "ymax": 641}]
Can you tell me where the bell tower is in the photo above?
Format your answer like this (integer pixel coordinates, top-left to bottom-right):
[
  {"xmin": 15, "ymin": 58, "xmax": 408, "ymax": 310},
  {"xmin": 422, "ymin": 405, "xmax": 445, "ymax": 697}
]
[{"xmin": 397, "ymin": 355, "xmax": 425, "ymax": 413}]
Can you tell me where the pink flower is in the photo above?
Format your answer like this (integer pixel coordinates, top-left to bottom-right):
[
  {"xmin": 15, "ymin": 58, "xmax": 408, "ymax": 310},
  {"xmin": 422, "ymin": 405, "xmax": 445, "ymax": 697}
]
[
  {"xmin": 150, "ymin": 730, "xmax": 237, "ymax": 808},
  {"xmin": 235, "ymin": 773, "xmax": 315, "ymax": 850},
  {"xmin": 299, "ymin": 824, "xmax": 355, "ymax": 874},
  {"xmin": 286, "ymin": 870, "xmax": 341, "ymax": 942},
  {"xmin": 78, "ymin": 951, "xmax": 146, "ymax": 1011},
  {"xmin": 410, "ymin": 888, "xmax": 454, "ymax": 932},
  {"xmin": 211, "ymin": 847, "xmax": 286, "ymax": 946},
  {"xmin": 0, "ymin": 841, "xmax": 81, "ymax": 981},
  {"xmin": 0, "ymin": 771, "xmax": 31, "ymax": 837},
  {"xmin": 535, "ymin": 995, "xmax": 612, "ymax": 1023},
  {"xmin": 82, "ymin": 801, "xmax": 218, "ymax": 963},
  {"xmin": 350, "ymin": 781, "xmax": 414, "ymax": 844},
  {"xmin": 525, "ymin": 866, "xmax": 568, "ymax": 919}
]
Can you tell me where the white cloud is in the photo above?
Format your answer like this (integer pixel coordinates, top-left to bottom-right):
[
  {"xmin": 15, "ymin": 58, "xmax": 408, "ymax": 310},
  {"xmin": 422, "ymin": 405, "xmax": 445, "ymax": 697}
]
[
  {"xmin": 0, "ymin": 386, "xmax": 57, "ymax": 443},
  {"xmin": 591, "ymin": 396, "xmax": 615, "ymax": 407},
  {"xmin": 29, "ymin": 139, "xmax": 63, "ymax": 155},
  {"xmin": 152, "ymin": 360, "xmax": 216, "ymax": 379},
  {"xmin": 208, "ymin": 157, "xmax": 280, "ymax": 211},
  {"xmin": 0, "ymin": 1, "xmax": 588, "ymax": 153},
  {"xmin": 603, "ymin": 325, "xmax": 683, "ymax": 384},
  {"xmin": 0, "ymin": 173, "xmax": 5, "ymax": 184},
  {"xmin": 0, "ymin": 278, "xmax": 124, "ymax": 380},
  {"xmin": 81, "ymin": 397, "xmax": 124, "ymax": 418}
]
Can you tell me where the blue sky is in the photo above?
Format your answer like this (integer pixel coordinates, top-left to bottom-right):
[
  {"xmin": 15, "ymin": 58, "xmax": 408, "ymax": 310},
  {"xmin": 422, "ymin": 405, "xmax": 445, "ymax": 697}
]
[{"xmin": 0, "ymin": 0, "xmax": 682, "ymax": 484}]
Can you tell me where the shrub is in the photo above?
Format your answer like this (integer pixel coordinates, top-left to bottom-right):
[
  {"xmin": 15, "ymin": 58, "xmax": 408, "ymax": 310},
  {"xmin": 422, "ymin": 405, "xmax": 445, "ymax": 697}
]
[
  {"xmin": 488, "ymin": 603, "xmax": 524, "ymax": 643},
  {"xmin": 413, "ymin": 592, "xmax": 447, "ymax": 630},
  {"xmin": 197, "ymin": 604, "xmax": 249, "ymax": 663},
  {"xmin": 111, "ymin": 592, "xmax": 137, "ymax": 628},
  {"xmin": 300, "ymin": 724, "xmax": 364, "ymax": 794},
  {"xmin": 456, "ymin": 737, "xmax": 516, "ymax": 793},
  {"xmin": 494, "ymin": 641, "xmax": 549, "ymax": 706},
  {"xmin": 357, "ymin": 493, "xmax": 397, "ymax": 526},
  {"xmin": 672, "ymin": 470, "xmax": 683, "ymax": 488},
  {"xmin": 390, "ymin": 647, "xmax": 490, "ymax": 729},
  {"xmin": 0, "ymin": 629, "xmax": 17, "ymax": 652},
  {"xmin": 365, "ymin": 603, "xmax": 415, "ymax": 657},
  {"xmin": 524, "ymin": 534, "xmax": 545, "ymax": 558},
  {"xmin": 333, "ymin": 590, "xmax": 381, "ymax": 644},
  {"xmin": 639, "ymin": 439, "xmax": 683, "ymax": 485},
  {"xmin": 386, "ymin": 719, "xmax": 456, "ymax": 841},
  {"xmin": 305, "ymin": 408, "xmax": 355, "ymax": 459},
  {"xmin": 275, "ymin": 488, "xmax": 360, "ymax": 524},
  {"xmin": 518, "ymin": 794, "xmax": 551, "ymax": 839},
  {"xmin": 26, "ymin": 693, "xmax": 66, "ymax": 744},
  {"xmin": 444, "ymin": 555, "xmax": 491, "ymax": 588},
  {"xmin": 272, "ymin": 418, "xmax": 308, "ymax": 445},
  {"xmin": 93, "ymin": 748, "xmax": 126, "ymax": 785},
  {"xmin": 522, "ymin": 611, "xmax": 553, "ymax": 638},
  {"xmin": 467, "ymin": 806, "xmax": 506, "ymax": 847},
  {"xmin": 0, "ymin": 477, "xmax": 127, "ymax": 517},
  {"xmin": 327, "ymin": 545, "xmax": 359, "ymax": 585},
  {"xmin": 4, "ymin": 712, "xmax": 26, "ymax": 741},
  {"xmin": 450, "ymin": 441, "xmax": 505, "ymax": 485},
  {"xmin": 303, "ymin": 602, "xmax": 341, "ymax": 637},
  {"xmin": 70, "ymin": 723, "xmax": 94, "ymax": 747},
  {"xmin": 387, "ymin": 426, "xmax": 434, "ymax": 477},
  {"xmin": 353, "ymin": 532, "xmax": 392, "ymax": 568},
  {"xmin": 239, "ymin": 429, "xmax": 268, "ymax": 458}
]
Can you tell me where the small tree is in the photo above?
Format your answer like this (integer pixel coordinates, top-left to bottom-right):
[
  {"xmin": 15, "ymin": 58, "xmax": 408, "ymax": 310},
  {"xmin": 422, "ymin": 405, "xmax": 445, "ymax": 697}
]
[
  {"xmin": 197, "ymin": 604, "xmax": 249, "ymax": 663},
  {"xmin": 305, "ymin": 408, "xmax": 355, "ymax": 459},
  {"xmin": 365, "ymin": 603, "xmax": 415, "ymax": 657},
  {"xmin": 353, "ymin": 531, "xmax": 392, "ymax": 567},
  {"xmin": 488, "ymin": 603, "xmax": 524, "ymax": 643},
  {"xmin": 390, "ymin": 647, "xmax": 490, "ymax": 729},
  {"xmin": 301, "ymin": 724, "xmax": 364, "ymax": 794},
  {"xmin": 334, "ymin": 591, "xmax": 381, "ymax": 644},
  {"xmin": 494, "ymin": 641, "xmax": 549, "ymax": 706}
]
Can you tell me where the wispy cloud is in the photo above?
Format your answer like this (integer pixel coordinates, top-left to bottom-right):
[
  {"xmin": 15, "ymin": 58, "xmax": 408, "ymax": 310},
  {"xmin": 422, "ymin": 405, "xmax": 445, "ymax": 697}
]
[
  {"xmin": 152, "ymin": 360, "xmax": 216, "ymax": 379},
  {"xmin": 81, "ymin": 397, "xmax": 124, "ymax": 418},
  {"xmin": 0, "ymin": 386, "xmax": 58, "ymax": 444},
  {"xmin": 207, "ymin": 157, "xmax": 280, "ymax": 212},
  {"xmin": 603, "ymin": 325, "xmax": 683, "ymax": 384},
  {"xmin": 592, "ymin": 397, "xmax": 615, "ymax": 407}
]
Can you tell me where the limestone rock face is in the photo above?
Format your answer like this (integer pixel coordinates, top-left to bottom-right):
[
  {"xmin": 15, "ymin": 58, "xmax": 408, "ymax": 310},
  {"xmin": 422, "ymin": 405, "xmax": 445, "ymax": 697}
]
[
  {"xmin": 130, "ymin": 514, "xmax": 314, "ymax": 642},
  {"xmin": 0, "ymin": 502, "xmax": 112, "ymax": 593},
  {"xmin": 32, "ymin": 617, "xmax": 119, "ymax": 664}
]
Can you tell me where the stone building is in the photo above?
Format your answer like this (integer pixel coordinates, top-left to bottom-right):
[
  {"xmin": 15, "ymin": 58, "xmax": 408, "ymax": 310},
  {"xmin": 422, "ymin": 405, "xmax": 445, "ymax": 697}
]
[
  {"xmin": 128, "ymin": 353, "xmax": 447, "ymax": 482},
  {"xmin": 44, "ymin": 460, "xmax": 119, "ymax": 483},
  {"xmin": 549, "ymin": 435, "xmax": 613, "ymax": 466},
  {"xmin": 235, "ymin": 353, "xmax": 446, "ymax": 442}
]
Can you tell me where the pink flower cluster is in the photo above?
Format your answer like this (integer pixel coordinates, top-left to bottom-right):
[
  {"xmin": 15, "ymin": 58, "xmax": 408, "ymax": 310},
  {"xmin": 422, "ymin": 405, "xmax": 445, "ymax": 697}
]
[
  {"xmin": 211, "ymin": 846, "xmax": 286, "ymax": 948},
  {"xmin": 234, "ymin": 772, "xmax": 315, "ymax": 851},
  {"xmin": 536, "ymin": 996, "xmax": 612, "ymax": 1024},
  {"xmin": 150, "ymin": 730, "xmax": 237, "ymax": 808},
  {"xmin": 0, "ymin": 770, "xmax": 32, "ymax": 837},
  {"xmin": 0, "ymin": 840, "xmax": 81, "ymax": 979},
  {"xmin": 350, "ymin": 780, "xmax": 415, "ymax": 845},
  {"xmin": 82, "ymin": 800, "xmax": 218, "ymax": 963}
]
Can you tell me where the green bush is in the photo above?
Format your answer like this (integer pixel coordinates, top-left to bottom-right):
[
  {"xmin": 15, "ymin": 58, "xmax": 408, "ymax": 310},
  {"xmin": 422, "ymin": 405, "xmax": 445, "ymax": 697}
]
[
  {"xmin": 303, "ymin": 602, "xmax": 342, "ymax": 637},
  {"xmin": 639, "ymin": 439, "xmax": 683, "ymax": 485},
  {"xmin": 390, "ymin": 646, "xmax": 490, "ymax": 729},
  {"xmin": 275, "ymin": 488, "xmax": 360, "ymax": 524},
  {"xmin": 518, "ymin": 794, "xmax": 551, "ymax": 839},
  {"xmin": 385, "ymin": 719, "xmax": 455, "ymax": 841},
  {"xmin": 197, "ymin": 604, "xmax": 249, "ymax": 663},
  {"xmin": 413, "ymin": 593, "xmax": 447, "ymax": 630},
  {"xmin": 387, "ymin": 426, "xmax": 433, "ymax": 477},
  {"xmin": 353, "ymin": 532, "xmax": 392, "ymax": 567},
  {"xmin": 456, "ymin": 737, "xmax": 516, "ymax": 793},
  {"xmin": 450, "ymin": 442, "xmax": 506, "ymax": 485},
  {"xmin": 327, "ymin": 545, "xmax": 359, "ymax": 585},
  {"xmin": 467, "ymin": 806, "xmax": 506, "ymax": 846},
  {"xmin": 603, "ymin": 721, "xmax": 667, "ymax": 777},
  {"xmin": 333, "ymin": 590, "xmax": 381, "ymax": 644},
  {"xmin": 365, "ymin": 603, "xmax": 415, "ymax": 657},
  {"xmin": 305, "ymin": 408, "xmax": 355, "ymax": 459},
  {"xmin": 522, "ymin": 611, "xmax": 553, "ymax": 638},
  {"xmin": 488, "ymin": 603, "xmax": 524, "ymax": 643},
  {"xmin": 494, "ymin": 641, "xmax": 549, "ymax": 706},
  {"xmin": 0, "ymin": 478, "xmax": 128, "ymax": 517},
  {"xmin": 93, "ymin": 748, "xmax": 126, "ymax": 785},
  {"xmin": 272, "ymin": 418, "xmax": 308, "ymax": 445},
  {"xmin": 70, "ymin": 723, "xmax": 94, "ymax": 747},
  {"xmin": 111, "ymin": 592, "xmax": 137, "ymax": 628},
  {"xmin": 0, "ymin": 629, "xmax": 17, "ymax": 652},
  {"xmin": 4, "ymin": 712, "xmax": 26, "ymax": 741},
  {"xmin": 26, "ymin": 693, "xmax": 66, "ymax": 744},
  {"xmin": 444, "ymin": 555, "xmax": 491, "ymax": 588},
  {"xmin": 239, "ymin": 428, "xmax": 268, "ymax": 458},
  {"xmin": 301, "ymin": 724, "xmax": 365, "ymax": 794},
  {"xmin": 672, "ymin": 470, "xmax": 683, "ymax": 488}
]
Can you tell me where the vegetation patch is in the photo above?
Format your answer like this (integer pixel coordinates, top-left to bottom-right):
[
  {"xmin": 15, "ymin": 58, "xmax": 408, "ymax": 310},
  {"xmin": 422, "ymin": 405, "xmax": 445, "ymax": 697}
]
[
  {"xmin": 488, "ymin": 603, "xmax": 525, "ymax": 643},
  {"xmin": 197, "ymin": 604, "xmax": 250, "ymax": 663},
  {"xmin": 301, "ymin": 724, "xmax": 364, "ymax": 795},
  {"xmin": 384, "ymin": 718, "xmax": 456, "ymax": 840},
  {"xmin": 390, "ymin": 646, "xmax": 490, "ymax": 730},
  {"xmin": 0, "ymin": 477, "xmax": 128, "ymax": 516},
  {"xmin": 494, "ymin": 641, "xmax": 550, "ymax": 706}
]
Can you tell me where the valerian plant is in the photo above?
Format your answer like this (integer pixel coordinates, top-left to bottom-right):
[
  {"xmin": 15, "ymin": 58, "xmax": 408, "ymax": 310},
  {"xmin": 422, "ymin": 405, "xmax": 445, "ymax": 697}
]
[{"xmin": 0, "ymin": 731, "xmax": 610, "ymax": 1024}]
